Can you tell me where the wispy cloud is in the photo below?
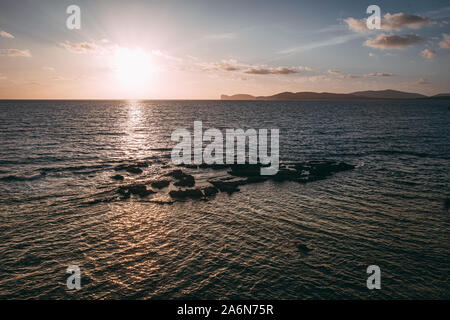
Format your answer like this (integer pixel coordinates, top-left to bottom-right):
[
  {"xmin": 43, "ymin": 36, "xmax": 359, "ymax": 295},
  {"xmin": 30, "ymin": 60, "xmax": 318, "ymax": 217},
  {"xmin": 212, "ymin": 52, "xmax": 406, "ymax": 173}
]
[
  {"xmin": 425, "ymin": 6, "xmax": 450, "ymax": 20},
  {"xmin": 365, "ymin": 34, "xmax": 423, "ymax": 49},
  {"xmin": 151, "ymin": 50, "xmax": 182, "ymax": 62},
  {"xmin": 439, "ymin": 33, "xmax": 450, "ymax": 48},
  {"xmin": 0, "ymin": 49, "xmax": 31, "ymax": 57},
  {"xmin": 197, "ymin": 59, "xmax": 245, "ymax": 72},
  {"xmin": 0, "ymin": 29, "xmax": 14, "ymax": 38},
  {"xmin": 60, "ymin": 41, "xmax": 106, "ymax": 54},
  {"xmin": 365, "ymin": 72, "xmax": 396, "ymax": 77},
  {"xmin": 244, "ymin": 66, "xmax": 299, "ymax": 75},
  {"xmin": 278, "ymin": 33, "xmax": 363, "ymax": 55},
  {"xmin": 197, "ymin": 59, "xmax": 310, "ymax": 76},
  {"xmin": 421, "ymin": 48, "xmax": 436, "ymax": 60}
]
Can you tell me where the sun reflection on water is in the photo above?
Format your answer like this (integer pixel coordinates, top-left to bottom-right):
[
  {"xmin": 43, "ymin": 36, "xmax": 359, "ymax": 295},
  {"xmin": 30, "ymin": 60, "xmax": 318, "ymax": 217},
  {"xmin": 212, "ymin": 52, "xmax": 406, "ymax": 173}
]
[{"xmin": 121, "ymin": 101, "xmax": 149, "ymax": 159}]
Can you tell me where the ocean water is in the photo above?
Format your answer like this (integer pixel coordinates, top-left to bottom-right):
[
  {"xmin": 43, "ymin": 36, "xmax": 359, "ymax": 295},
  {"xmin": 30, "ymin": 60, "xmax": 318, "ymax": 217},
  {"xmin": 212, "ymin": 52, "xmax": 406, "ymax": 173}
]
[{"xmin": 0, "ymin": 99, "xmax": 449, "ymax": 299}]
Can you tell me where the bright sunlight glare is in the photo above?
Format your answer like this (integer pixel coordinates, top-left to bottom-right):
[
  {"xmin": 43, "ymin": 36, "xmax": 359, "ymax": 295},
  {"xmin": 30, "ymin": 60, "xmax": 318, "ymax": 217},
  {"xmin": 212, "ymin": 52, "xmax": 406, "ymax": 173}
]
[{"xmin": 113, "ymin": 47, "xmax": 153, "ymax": 93}]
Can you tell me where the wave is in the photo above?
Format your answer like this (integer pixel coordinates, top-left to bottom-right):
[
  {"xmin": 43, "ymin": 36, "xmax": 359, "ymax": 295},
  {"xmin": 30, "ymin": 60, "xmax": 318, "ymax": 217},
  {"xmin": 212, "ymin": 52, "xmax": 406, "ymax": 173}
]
[
  {"xmin": 373, "ymin": 150, "xmax": 432, "ymax": 158},
  {"xmin": 0, "ymin": 173, "xmax": 46, "ymax": 182}
]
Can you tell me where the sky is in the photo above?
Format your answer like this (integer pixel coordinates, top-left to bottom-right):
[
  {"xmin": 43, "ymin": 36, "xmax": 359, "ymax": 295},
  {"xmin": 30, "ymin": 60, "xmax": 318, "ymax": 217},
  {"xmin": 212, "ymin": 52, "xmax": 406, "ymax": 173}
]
[{"xmin": 0, "ymin": 0, "xmax": 449, "ymax": 99}]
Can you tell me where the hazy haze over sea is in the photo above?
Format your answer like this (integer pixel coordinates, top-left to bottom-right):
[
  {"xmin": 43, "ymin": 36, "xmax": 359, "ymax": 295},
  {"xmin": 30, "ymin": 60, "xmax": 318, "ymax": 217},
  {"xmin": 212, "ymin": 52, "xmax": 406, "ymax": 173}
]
[{"xmin": 0, "ymin": 99, "xmax": 449, "ymax": 299}]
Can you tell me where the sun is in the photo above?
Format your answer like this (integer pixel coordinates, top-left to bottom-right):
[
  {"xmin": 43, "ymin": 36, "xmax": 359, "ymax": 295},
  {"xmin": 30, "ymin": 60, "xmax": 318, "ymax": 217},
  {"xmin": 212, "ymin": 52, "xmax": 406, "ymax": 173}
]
[{"xmin": 113, "ymin": 47, "xmax": 153, "ymax": 92}]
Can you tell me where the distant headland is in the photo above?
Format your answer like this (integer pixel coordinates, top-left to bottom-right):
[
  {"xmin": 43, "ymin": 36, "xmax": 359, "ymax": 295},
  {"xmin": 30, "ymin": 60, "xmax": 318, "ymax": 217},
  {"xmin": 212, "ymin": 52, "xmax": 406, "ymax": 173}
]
[{"xmin": 221, "ymin": 90, "xmax": 450, "ymax": 100}]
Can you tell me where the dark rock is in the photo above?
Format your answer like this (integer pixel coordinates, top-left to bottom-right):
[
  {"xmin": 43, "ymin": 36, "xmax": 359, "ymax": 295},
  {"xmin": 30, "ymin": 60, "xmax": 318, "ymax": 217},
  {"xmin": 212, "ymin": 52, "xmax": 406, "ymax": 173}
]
[
  {"xmin": 203, "ymin": 186, "xmax": 219, "ymax": 197},
  {"xmin": 111, "ymin": 174, "xmax": 124, "ymax": 181},
  {"xmin": 117, "ymin": 186, "xmax": 129, "ymax": 196},
  {"xmin": 245, "ymin": 175, "xmax": 269, "ymax": 184},
  {"xmin": 290, "ymin": 160, "xmax": 355, "ymax": 182},
  {"xmin": 173, "ymin": 174, "xmax": 195, "ymax": 187},
  {"xmin": 209, "ymin": 179, "xmax": 243, "ymax": 194},
  {"xmin": 445, "ymin": 198, "xmax": 450, "ymax": 211},
  {"xmin": 229, "ymin": 163, "xmax": 264, "ymax": 177},
  {"xmin": 150, "ymin": 200, "xmax": 174, "ymax": 205},
  {"xmin": 117, "ymin": 184, "xmax": 155, "ymax": 197},
  {"xmin": 150, "ymin": 179, "xmax": 170, "ymax": 189},
  {"xmin": 272, "ymin": 169, "xmax": 297, "ymax": 182},
  {"xmin": 335, "ymin": 162, "xmax": 355, "ymax": 171},
  {"xmin": 182, "ymin": 164, "xmax": 199, "ymax": 169},
  {"xmin": 306, "ymin": 161, "xmax": 355, "ymax": 177},
  {"xmin": 114, "ymin": 162, "xmax": 148, "ymax": 172},
  {"xmin": 199, "ymin": 163, "xmax": 230, "ymax": 170},
  {"xmin": 169, "ymin": 188, "xmax": 203, "ymax": 199},
  {"xmin": 164, "ymin": 169, "xmax": 185, "ymax": 179},
  {"xmin": 165, "ymin": 169, "xmax": 195, "ymax": 187}
]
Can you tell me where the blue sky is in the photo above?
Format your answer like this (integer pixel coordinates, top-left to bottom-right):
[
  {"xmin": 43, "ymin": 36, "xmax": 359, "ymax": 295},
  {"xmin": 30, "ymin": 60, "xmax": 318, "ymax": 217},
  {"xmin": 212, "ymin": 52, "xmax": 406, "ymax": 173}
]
[{"xmin": 0, "ymin": 0, "xmax": 449, "ymax": 98}]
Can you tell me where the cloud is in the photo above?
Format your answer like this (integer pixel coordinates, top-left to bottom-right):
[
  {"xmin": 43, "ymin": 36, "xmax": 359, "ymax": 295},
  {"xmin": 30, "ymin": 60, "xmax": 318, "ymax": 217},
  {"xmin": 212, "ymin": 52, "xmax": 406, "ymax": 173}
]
[
  {"xmin": 383, "ymin": 13, "xmax": 434, "ymax": 30},
  {"xmin": 421, "ymin": 49, "xmax": 436, "ymax": 60},
  {"xmin": 244, "ymin": 66, "xmax": 299, "ymax": 75},
  {"xmin": 151, "ymin": 50, "xmax": 182, "ymax": 62},
  {"xmin": 364, "ymin": 34, "xmax": 423, "ymax": 49},
  {"xmin": 344, "ymin": 13, "xmax": 434, "ymax": 33},
  {"xmin": 344, "ymin": 18, "xmax": 369, "ymax": 33},
  {"xmin": 0, "ymin": 29, "xmax": 14, "ymax": 38},
  {"xmin": 197, "ymin": 59, "xmax": 309, "ymax": 76},
  {"xmin": 0, "ymin": 73, "xmax": 6, "ymax": 80},
  {"xmin": 197, "ymin": 59, "xmax": 244, "ymax": 72},
  {"xmin": 439, "ymin": 33, "xmax": 450, "ymax": 48},
  {"xmin": 417, "ymin": 77, "xmax": 431, "ymax": 84},
  {"xmin": 365, "ymin": 72, "xmax": 396, "ymax": 77},
  {"xmin": 42, "ymin": 66, "xmax": 55, "ymax": 71},
  {"xmin": 327, "ymin": 69, "xmax": 341, "ymax": 75},
  {"xmin": 0, "ymin": 49, "xmax": 31, "ymax": 57},
  {"xmin": 346, "ymin": 74, "xmax": 360, "ymax": 79},
  {"xmin": 369, "ymin": 52, "xmax": 377, "ymax": 57},
  {"xmin": 215, "ymin": 59, "xmax": 242, "ymax": 71},
  {"xmin": 60, "ymin": 41, "xmax": 105, "ymax": 54}
]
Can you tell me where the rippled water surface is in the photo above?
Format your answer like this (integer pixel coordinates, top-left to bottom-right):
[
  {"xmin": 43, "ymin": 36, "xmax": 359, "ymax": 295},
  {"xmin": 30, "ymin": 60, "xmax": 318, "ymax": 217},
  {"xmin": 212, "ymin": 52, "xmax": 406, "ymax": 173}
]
[{"xmin": 0, "ymin": 100, "xmax": 449, "ymax": 299}]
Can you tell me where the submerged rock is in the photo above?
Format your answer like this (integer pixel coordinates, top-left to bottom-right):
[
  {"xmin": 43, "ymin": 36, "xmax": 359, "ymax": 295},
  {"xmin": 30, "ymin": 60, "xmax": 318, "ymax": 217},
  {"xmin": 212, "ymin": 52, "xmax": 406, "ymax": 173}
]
[
  {"xmin": 117, "ymin": 184, "xmax": 155, "ymax": 198},
  {"xmin": 199, "ymin": 163, "xmax": 230, "ymax": 170},
  {"xmin": 169, "ymin": 188, "xmax": 203, "ymax": 199},
  {"xmin": 229, "ymin": 163, "xmax": 264, "ymax": 177},
  {"xmin": 165, "ymin": 169, "xmax": 195, "ymax": 187},
  {"xmin": 126, "ymin": 167, "xmax": 143, "ymax": 174},
  {"xmin": 164, "ymin": 169, "xmax": 185, "ymax": 179},
  {"xmin": 203, "ymin": 186, "xmax": 219, "ymax": 197},
  {"xmin": 272, "ymin": 168, "xmax": 297, "ymax": 182},
  {"xmin": 111, "ymin": 160, "xmax": 355, "ymax": 202},
  {"xmin": 111, "ymin": 174, "xmax": 124, "ymax": 181},
  {"xmin": 114, "ymin": 161, "xmax": 148, "ymax": 174},
  {"xmin": 150, "ymin": 179, "xmax": 170, "ymax": 189},
  {"xmin": 296, "ymin": 242, "xmax": 312, "ymax": 253},
  {"xmin": 173, "ymin": 174, "xmax": 195, "ymax": 187},
  {"xmin": 209, "ymin": 178, "xmax": 244, "ymax": 194},
  {"xmin": 149, "ymin": 200, "xmax": 174, "ymax": 205}
]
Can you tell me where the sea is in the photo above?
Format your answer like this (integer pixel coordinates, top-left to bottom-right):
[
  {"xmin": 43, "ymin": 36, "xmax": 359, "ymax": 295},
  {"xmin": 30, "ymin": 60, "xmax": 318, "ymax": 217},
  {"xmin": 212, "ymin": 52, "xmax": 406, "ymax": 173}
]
[{"xmin": 0, "ymin": 99, "xmax": 449, "ymax": 299}]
